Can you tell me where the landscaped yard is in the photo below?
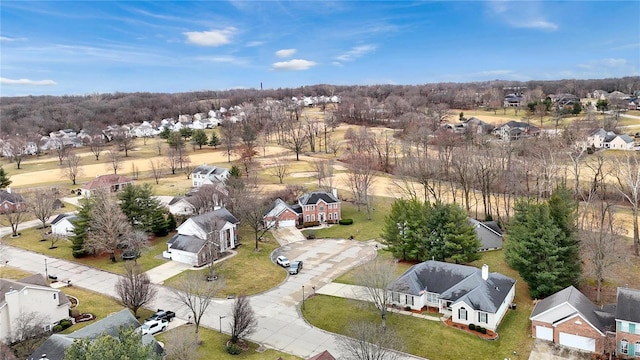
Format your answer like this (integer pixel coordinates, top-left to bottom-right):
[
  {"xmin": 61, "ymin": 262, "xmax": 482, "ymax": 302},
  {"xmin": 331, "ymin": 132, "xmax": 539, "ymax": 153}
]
[
  {"xmin": 163, "ymin": 227, "xmax": 287, "ymax": 297},
  {"xmin": 157, "ymin": 326, "xmax": 301, "ymax": 360},
  {"xmin": 305, "ymin": 249, "xmax": 534, "ymax": 360},
  {"xmin": 302, "ymin": 195, "xmax": 392, "ymax": 241},
  {"xmin": 333, "ymin": 249, "xmax": 414, "ymax": 285},
  {"xmin": 0, "ymin": 265, "xmax": 34, "ymax": 280},
  {"xmin": 2, "ymin": 228, "xmax": 171, "ymax": 275}
]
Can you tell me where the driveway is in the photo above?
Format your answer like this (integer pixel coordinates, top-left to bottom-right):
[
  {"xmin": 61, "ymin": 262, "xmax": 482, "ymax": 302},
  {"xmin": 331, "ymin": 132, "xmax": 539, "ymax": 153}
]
[{"xmin": 528, "ymin": 339, "xmax": 593, "ymax": 360}]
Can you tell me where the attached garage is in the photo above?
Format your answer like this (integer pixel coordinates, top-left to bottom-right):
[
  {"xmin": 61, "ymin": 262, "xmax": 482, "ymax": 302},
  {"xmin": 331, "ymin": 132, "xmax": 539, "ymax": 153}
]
[
  {"xmin": 559, "ymin": 333, "xmax": 596, "ymax": 352},
  {"xmin": 535, "ymin": 326, "xmax": 553, "ymax": 341},
  {"xmin": 265, "ymin": 218, "xmax": 296, "ymax": 228}
]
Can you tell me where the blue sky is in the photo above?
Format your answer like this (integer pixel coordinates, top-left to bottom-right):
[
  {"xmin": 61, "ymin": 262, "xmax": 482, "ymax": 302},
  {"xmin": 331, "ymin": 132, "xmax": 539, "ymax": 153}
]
[{"xmin": 1, "ymin": 1, "xmax": 639, "ymax": 96}]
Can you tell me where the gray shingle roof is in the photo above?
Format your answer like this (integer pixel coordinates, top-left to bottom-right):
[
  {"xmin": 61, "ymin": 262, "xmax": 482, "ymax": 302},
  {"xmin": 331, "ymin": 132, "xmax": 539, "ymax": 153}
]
[
  {"xmin": 390, "ymin": 261, "xmax": 516, "ymax": 313},
  {"xmin": 0, "ymin": 190, "xmax": 24, "ymax": 204},
  {"xmin": 191, "ymin": 207, "xmax": 239, "ymax": 229},
  {"xmin": 468, "ymin": 218, "xmax": 503, "ymax": 251},
  {"xmin": 530, "ymin": 286, "xmax": 612, "ymax": 333},
  {"xmin": 616, "ymin": 287, "xmax": 640, "ymax": 323},
  {"xmin": 298, "ymin": 192, "xmax": 340, "ymax": 205},
  {"xmin": 0, "ymin": 274, "xmax": 69, "ymax": 306},
  {"xmin": 51, "ymin": 213, "xmax": 77, "ymax": 225},
  {"xmin": 168, "ymin": 233, "xmax": 207, "ymax": 253}
]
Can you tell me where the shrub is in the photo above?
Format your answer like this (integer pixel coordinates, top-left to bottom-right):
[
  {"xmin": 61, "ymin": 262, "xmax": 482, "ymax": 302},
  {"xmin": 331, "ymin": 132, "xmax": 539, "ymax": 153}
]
[
  {"xmin": 469, "ymin": 324, "xmax": 475, "ymax": 330},
  {"xmin": 303, "ymin": 221, "xmax": 320, "ymax": 227},
  {"xmin": 404, "ymin": 306, "xmax": 411, "ymax": 311},
  {"xmin": 52, "ymin": 324, "xmax": 63, "ymax": 333},
  {"xmin": 339, "ymin": 219, "xmax": 353, "ymax": 225},
  {"xmin": 481, "ymin": 328, "xmax": 487, "ymax": 334},
  {"xmin": 59, "ymin": 319, "xmax": 72, "ymax": 329},
  {"xmin": 226, "ymin": 343, "xmax": 242, "ymax": 355}
]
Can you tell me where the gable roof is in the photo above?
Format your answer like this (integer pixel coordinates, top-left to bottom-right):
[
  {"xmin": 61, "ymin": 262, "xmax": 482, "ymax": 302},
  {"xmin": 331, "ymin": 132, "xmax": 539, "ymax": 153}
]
[
  {"xmin": 468, "ymin": 218, "xmax": 503, "ymax": 251},
  {"xmin": 298, "ymin": 192, "xmax": 339, "ymax": 205},
  {"xmin": 307, "ymin": 350, "xmax": 337, "ymax": 360},
  {"xmin": 190, "ymin": 207, "xmax": 239, "ymax": 230},
  {"xmin": 390, "ymin": 260, "xmax": 515, "ymax": 313},
  {"xmin": 0, "ymin": 190, "xmax": 24, "ymax": 204},
  {"xmin": 82, "ymin": 174, "xmax": 133, "ymax": 190},
  {"xmin": 30, "ymin": 309, "xmax": 161, "ymax": 360},
  {"xmin": 167, "ymin": 233, "xmax": 207, "ymax": 253},
  {"xmin": 0, "ymin": 274, "xmax": 69, "ymax": 307},
  {"xmin": 616, "ymin": 134, "xmax": 634, "ymax": 144},
  {"xmin": 192, "ymin": 164, "xmax": 229, "ymax": 176},
  {"xmin": 51, "ymin": 213, "xmax": 78, "ymax": 225},
  {"xmin": 265, "ymin": 198, "xmax": 299, "ymax": 218},
  {"xmin": 616, "ymin": 287, "xmax": 640, "ymax": 323},
  {"xmin": 530, "ymin": 285, "xmax": 612, "ymax": 334}
]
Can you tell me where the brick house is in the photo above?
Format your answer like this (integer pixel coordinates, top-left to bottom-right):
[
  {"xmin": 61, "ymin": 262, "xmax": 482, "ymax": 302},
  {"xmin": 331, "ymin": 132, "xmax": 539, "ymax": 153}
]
[
  {"xmin": 0, "ymin": 189, "xmax": 25, "ymax": 214},
  {"xmin": 616, "ymin": 287, "xmax": 640, "ymax": 357},
  {"xmin": 263, "ymin": 191, "xmax": 341, "ymax": 228},
  {"xmin": 80, "ymin": 174, "xmax": 133, "ymax": 197}
]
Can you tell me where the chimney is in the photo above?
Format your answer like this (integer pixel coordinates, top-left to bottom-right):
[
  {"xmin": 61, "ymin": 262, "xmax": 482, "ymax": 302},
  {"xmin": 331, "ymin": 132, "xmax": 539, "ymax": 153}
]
[
  {"xmin": 482, "ymin": 264, "xmax": 489, "ymax": 281},
  {"xmin": 332, "ymin": 188, "xmax": 338, "ymax": 199},
  {"xmin": 5, "ymin": 187, "xmax": 10, "ymax": 194}
]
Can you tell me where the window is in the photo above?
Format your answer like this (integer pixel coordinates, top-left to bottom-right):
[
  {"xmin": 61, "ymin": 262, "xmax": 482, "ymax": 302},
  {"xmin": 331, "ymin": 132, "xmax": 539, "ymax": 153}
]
[
  {"xmin": 319, "ymin": 206, "xmax": 324, "ymax": 211},
  {"xmin": 478, "ymin": 312, "xmax": 488, "ymax": 323},
  {"xmin": 306, "ymin": 215, "xmax": 310, "ymax": 222},
  {"xmin": 311, "ymin": 214, "xmax": 315, "ymax": 221},
  {"xmin": 459, "ymin": 307, "xmax": 467, "ymax": 321},
  {"xmin": 621, "ymin": 321, "xmax": 630, "ymax": 332},
  {"xmin": 334, "ymin": 212, "xmax": 338, "ymax": 220},
  {"xmin": 426, "ymin": 292, "xmax": 438, "ymax": 304},
  {"xmin": 328, "ymin": 213, "xmax": 332, "ymax": 220},
  {"xmin": 621, "ymin": 339, "xmax": 628, "ymax": 354},
  {"xmin": 53, "ymin": 293, "xmax": 57, "ymax": 300},
  {"xmin": 392, "ymin": 292, "xmax": 400, "ymax": 302}
]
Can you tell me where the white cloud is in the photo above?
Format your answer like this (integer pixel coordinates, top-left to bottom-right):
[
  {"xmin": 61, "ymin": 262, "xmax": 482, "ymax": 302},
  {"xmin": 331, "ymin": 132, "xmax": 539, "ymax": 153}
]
[
  {"xmin": 332, "ymin": 61, "xmax": 343, "ymax": 67},
  {"xmin": 1, "ymin": 77, "xmax": 57, "ymax": 86},
  {"xmin": 0, "ymin": 36, "xmax": 25, "ymax": 42},
  {"xmin": 184, "ymin": 27, "xmax": 236, "ymax": 46},
  {"xmin": 335, "ymin": 44, "xmax": 377, "ymax": 62},
  {"xmin": 275, "ymin": 49, "xmax": 297, "ymax": 58},
  {"xmin": 487, "ymin": 1, "xmax": 558, "ymax": 31},
  {"xmin": 246, "ymin": 41, "xmax": 265, "ymax": 47},
  {"xmin": 271, "ymin": 59, "xmax": 317, "ymax": 71}
]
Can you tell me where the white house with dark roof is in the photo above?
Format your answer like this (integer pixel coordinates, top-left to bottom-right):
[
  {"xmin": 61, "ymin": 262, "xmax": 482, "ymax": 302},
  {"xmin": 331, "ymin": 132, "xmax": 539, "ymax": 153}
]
[
  {"xmin": 30, "ymin": 308, "xmax": 161, "ymax": 360},
  {"xmin": 191, "ymin": 164, "xmax": 229, "ymax": 188},
  {"xmin": 166, "ymin": 207, "xmax": 239, "ymax": 266},
  {"xmin": 585, "ymin": 128, "xmax": 636, "ymax": 150},
  {"xmin": 0, "ymin": 274, "xmax": 70, "ymax": 343},
  {"xmin": 50, "ymin": 213, "xmax": 77, "ymax": 236},
  {"xmin": 389, "ymin": 260, "xmax": 516, "ymax": 331}
]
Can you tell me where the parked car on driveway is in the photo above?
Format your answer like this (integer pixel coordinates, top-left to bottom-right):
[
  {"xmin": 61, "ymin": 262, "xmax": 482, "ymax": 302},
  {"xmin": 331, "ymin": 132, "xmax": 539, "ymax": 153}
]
[
  {"xmin": 146, "ymin": 309, "xmax": 175, "ymax": 322},
  {"xmin": 276, "ymin": 255, "xmax": 290, "ymax": 267},
  {"xmin": 289, "ymin": 261, "xmax": 303, "ymax": 275},
  {"xmin": 137, "ymin": 319, "xmax": 168, "ymax": 335}
]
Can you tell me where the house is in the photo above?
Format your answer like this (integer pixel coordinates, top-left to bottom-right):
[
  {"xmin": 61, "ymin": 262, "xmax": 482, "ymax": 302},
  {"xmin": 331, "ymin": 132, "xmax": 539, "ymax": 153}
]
[
  {"xmin": 530, "ymin": 286, "xmax": 616, "ymax": 353},
  {"xmin": 587, "ymin": 128, "xmax": 612, "ymax": 149},
  {"xmin": 389, "ymin": 261, "xmax": 516, "ymax": 331},
  {"xmin": 29, "ymin": 308, "xmax": 162, "ymax": 360},
  {"xmin": 0, "ymin": 189, "xmax": 26, "ymax": 214},
  {"xmin": 503, "ymin": 94, "xmax": 522, "ymax": 108},
  {"xmin": 80, "ymin": 174, "xmax": 133, "ymax": 197},
  {"xmin": 468, "ymin": 218, "xmax": 503, "ymax": 251},
  {"xmin": 0, "ymin": 274, "xmax": 71, "ymax": 343},
  {"xmin": 608, "ymin": 135, "xmax": 635, "ymax": 150},
  {"xmin": 616, "ymin": 287, "xmax": 640, "ymax": 358},
  {"xmin": 307, "ymin": 350, "xmax": 337, "ymax": 360},
  {"xmin": 264, "ymin": 191, "xmax": 341, "ymax": 228},
  {"xmin": 166, "ymin": 207, "xmax": 239, "ymax": 266},
  {"xmin": 191, "ymin": 164, "xmax": 230, "ymax": 188},
  {"xmin": 464, "ymin": 117, "xmax": 494, "ymax": 135},
  {"xmin": 493, "ymin": 121, "xmax": 540, "ymax": 140},
  {"xmin": 50, "ymin": 213, "xmax": 78, "ymax": 236},
  {"xmin": 167, "ymin": 196, "xmax": 196, "ymax": 216}
]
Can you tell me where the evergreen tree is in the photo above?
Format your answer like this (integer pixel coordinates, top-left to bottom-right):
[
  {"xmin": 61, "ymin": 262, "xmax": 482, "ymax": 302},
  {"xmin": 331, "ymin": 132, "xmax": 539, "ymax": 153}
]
[
  {"xmin": 0, "ymin": 166, "xmax": 11, "ymax": 189},
  {"xmin": 209, "ymin": 132, "xmax": 221, "ymax": 148},
  {"xmin": 382, "ymin": 199, "xmax": 428, "ymax": 261},
  {"xmin": 167, "ymin": 212, "xmax": 177, "ymax": 231},
  {"xmin": 439, "ymin": 203, "xmax": 481, "ymax": 264},
  {"xmin": 118, "ymin": 183, "xmax": 164, "ymax": 232},
  {"xmin": 191, "ymin": 129, "xmax": 208, "ymax": 149},
  {"xmin": 150, "ymin": 210, "xmax": 169, "ymax": 237},
  {"xmin": 158, "ymin": 127, "xmax": 171, "ymax": 140},
  {"xmin": 548, "ymin": 186, "xmax": 581, "ymax": 287},
  {"xmin": 179, "ymin": 127, "xmax": 193, "ymax": 140},
  {"xmin": 71, "ymin": 198, "xmax": 93, "ymax": 258},
  {"xmin": 229, "ymin": 165, "xmax": 242, "ymax": 178},
  {"xmin": 504, "ymin": 200, "xmax": 567, "ymax": 298}
]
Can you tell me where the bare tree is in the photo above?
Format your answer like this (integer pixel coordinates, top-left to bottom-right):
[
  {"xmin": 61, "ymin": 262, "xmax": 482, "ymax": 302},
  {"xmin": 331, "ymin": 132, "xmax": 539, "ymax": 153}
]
[
  {"xmin": 189, "ymin": 184, "xmax": 225, "ymax": 214},
  {"xmin": 63, "ymin": 152, "xmax": 82, "ymax": 185},
  {"xmin": 89, "ymin": 136, "xmax": 105, "ymax": 160},
  {"xmin": 155, "ymin": 140, "xmax": 163, "ymax": 156},
  {"xmin": 354, "ymin": 258, "xmax": 397, "ymax": 328},
  {"xmin": 579, "ymin": 195, "xmax": 627, "ymax": 303},
  {"xmin": 149, "ymin": 159, "xmax": 163, "ymax": 184},
  {"xmin": 3, "ymin": 194, "xmax": 27, "ymax": 237},
  {"xmin": 219, "ymin": 119, "xmax": 239, "ymax": 162},
  {"xmin": 4, "ymin": 137, "xmax": 27, "ymax": 169},
  {"xmin": 83, "ymin": 190, "xmax": 133, "ymax": 262},
  {"xmin": 313, "ymin": 159, "xmax": 334, "ymax": 192},
  {"xmin": 166, "ymin": 148, "xmax": 180, "ymax": 175},
  {"xmin": 229, "ymin": 295, "xmax": 258, "ymax": 344},
  {"xmin": 163, "ymin": 327, "xmax": 198, "ymax": 360},
  {"xmin": 51, "ymin": 137, "xmax": 69, "ymax": 166},
  {"xmin": 235, "ymin": 192, "xmax": 276, "ymax": 251},
  {"xmin": 346, "ymin": 153, "xmax": 376, "ymax": 219},
  {"xmin": 283, "ymin": 119, "xmax": 308, "ymax": 161},
  {"xmin": 171, "ymin": 271, "xmax": 223, "ymax": 339},
  {"xmin": 115, "ymin": 262, "xmax": 157, "ymax": 317},
  {"xmin": 26, "ymin": 188, "xmax": 57, "ymax": 229},
  {"xmin": 0, "ymin": 342, "xmax": 18, "ymax": 360},
  {"xmin": 614, "ymin": 152, "xmax": 640, "ymax": 255},
  {"xmin": 181, "ymin": 156, "xmax": 193, "ymax": 179},
  {"xmin": 44, "ymin": 231, "xmax": 64, "ymax": 249},
  {"xmin": 339, "ymin": 321, "xmax": 404, "ymax": 360},
  {"xmin": 10, "ymin": 311, "xmax": 50, "ymax": 358},
  {"xmin": 107, "ymin": 149, "xmax": 121, "ymax": 174},
  {"xmin": 270, "ymin": 157, "xmax": 290, "ymax": 184},
  {"xmin": 113, "ymin": 129, "xmax": 136, "ymax": 157}
]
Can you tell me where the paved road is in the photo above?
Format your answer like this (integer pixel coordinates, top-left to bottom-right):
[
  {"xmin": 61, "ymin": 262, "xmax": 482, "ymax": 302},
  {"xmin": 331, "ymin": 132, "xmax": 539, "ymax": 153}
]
[{"xmin": 2, "ymin": 227, "xmax": 424, "ymax": 359}]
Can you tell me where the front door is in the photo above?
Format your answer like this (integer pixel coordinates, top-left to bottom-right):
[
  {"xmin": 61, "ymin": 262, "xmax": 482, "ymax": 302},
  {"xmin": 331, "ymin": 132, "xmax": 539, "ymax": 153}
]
[{"xmin": 319, "ymin": 213, "xmax": 325, "ymax": 223}]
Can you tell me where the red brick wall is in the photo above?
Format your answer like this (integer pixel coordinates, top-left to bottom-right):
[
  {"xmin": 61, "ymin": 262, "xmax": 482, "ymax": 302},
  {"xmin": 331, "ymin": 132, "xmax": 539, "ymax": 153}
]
[
  {"xmin": 554, "ymin": 316, "xmax": 604, "ymax": 353},
  {"xmin": 531, "ymin": 320, "xmax": 552, "ymax": 339},
  {"xmin": 302, "ymin": 201, "xmax": 341, "ymax": 223},
  {"xmin": 617, "ymin": 326, "xmax": 640, "ymax": 358}
]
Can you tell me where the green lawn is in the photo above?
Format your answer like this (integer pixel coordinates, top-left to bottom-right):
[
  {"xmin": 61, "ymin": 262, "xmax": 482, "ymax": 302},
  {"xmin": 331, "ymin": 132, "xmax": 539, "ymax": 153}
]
[
  {"xmin": 157, "ymin": 326, "xmax": 301, "ymax": 360},
  {"xmin": 0, "ymin": 266, "xmax": 34, "ymax": 280},
  {"xmin": 2, "ymin": 228, "xmax": 171, "ymax": 275},
  {"xmin": 305, "ymin": 250, "xmax": 534, "ymax": 360},
  {"xmin": 302, "ymin": 196, "xmax": 392, "ymax": 241},
  {"xmin": 163, "ymin": 228, "xmax": 287, "ymax": 297},
  {"xmin": 333, "ymin": 250, "xmax": 413, "ymax": 285}
]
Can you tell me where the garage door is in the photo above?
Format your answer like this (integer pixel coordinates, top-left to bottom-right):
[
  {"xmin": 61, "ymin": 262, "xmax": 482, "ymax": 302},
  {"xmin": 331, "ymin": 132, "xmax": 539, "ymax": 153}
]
[
  {"xmin": 536, "ymin": 326, "xmax": 553, "ymax": 341},
  {"xmin": 268, "ymin": 219, "xmax": 296, "ymax": 228},
  {"xmin": 559, "ymin": 332, "xmax": 596, "ymax": 352}
]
